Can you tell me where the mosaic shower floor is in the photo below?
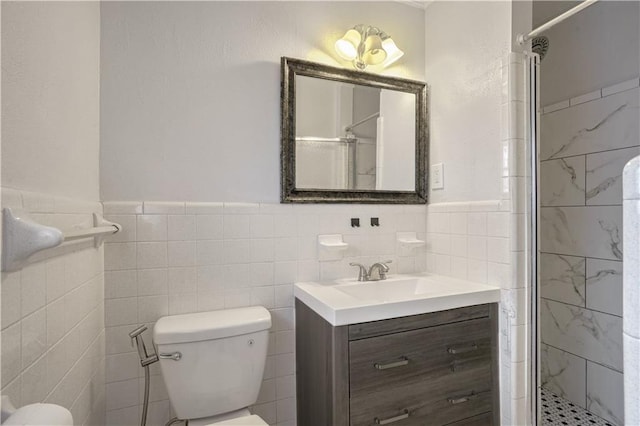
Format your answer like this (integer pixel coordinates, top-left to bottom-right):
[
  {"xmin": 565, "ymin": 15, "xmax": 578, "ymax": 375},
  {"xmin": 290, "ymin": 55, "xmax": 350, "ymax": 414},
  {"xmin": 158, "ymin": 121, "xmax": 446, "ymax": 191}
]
[{"xmin": 540, "ymin": 388, "xmax": 614, "ymax": 426}]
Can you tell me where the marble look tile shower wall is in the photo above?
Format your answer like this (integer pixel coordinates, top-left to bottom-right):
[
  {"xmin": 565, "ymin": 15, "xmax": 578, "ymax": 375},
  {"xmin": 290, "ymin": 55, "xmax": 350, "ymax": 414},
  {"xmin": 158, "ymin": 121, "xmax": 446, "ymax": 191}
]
[
  {"xmin": 102, "ymin": 201, "xmax": 427, "ymax": 426},
  {"xmin": 0, "ymin": 188, "xmax": 106, "ymax": 425},
  {"xmin": 539, "ymin": 79, "xmax": 640, "ymax": 425}
]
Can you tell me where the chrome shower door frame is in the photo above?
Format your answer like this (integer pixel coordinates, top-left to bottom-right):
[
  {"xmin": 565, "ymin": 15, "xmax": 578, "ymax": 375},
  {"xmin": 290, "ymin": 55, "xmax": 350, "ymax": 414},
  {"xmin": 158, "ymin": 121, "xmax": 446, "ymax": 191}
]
[{"xmin": 527, "ymin": 53, "xmax": 541, "ymax": 426}]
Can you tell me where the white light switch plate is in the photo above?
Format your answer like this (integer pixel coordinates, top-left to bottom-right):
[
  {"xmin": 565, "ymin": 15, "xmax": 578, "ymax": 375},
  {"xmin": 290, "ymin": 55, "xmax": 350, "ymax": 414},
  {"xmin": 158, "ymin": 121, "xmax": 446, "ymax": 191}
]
[{"xmin": 431, "ymin": 163, "xmax": 444, "ymax": 189}]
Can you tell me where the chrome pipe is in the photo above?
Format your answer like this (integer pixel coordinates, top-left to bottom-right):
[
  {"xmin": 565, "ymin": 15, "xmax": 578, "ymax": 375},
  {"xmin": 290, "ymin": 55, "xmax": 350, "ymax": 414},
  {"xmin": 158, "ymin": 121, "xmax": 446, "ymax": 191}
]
[
  {"xmin": 141, "ymin": 365, "xmax": 150, "ymax": 426},
  {"xmin": 295, "ymin": 136, "xmax": 357, "ymax": 143},
  {"xmin": 345, "ymin": 112, "xmax": 380, "ymax": 132}
]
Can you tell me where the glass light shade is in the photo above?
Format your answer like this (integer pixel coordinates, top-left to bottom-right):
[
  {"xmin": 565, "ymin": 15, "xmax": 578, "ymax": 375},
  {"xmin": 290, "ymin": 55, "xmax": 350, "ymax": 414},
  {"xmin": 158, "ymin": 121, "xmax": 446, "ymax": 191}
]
[
  {"xmin": 362, "ymin": 34, "xmax": 387, "ymax": 65},
  {"xmin": 335, "ymin": 29, "xmax": 361, "ymax": 60},
  {"xmin": 381, "ymin": 37, "xmax": 404, "ymax": 67}
]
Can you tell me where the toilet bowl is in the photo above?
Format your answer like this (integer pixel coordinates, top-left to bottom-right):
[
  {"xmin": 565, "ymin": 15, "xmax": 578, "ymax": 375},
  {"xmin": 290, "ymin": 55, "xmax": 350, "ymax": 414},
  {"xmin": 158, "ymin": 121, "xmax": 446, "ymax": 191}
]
[
  {"xmin": 1, "ymin": 402, "xmax": 73, "ymax": 426},
  {"xmin": 154, "ymin": 306, "xmax": 272, "ymax": 425}
]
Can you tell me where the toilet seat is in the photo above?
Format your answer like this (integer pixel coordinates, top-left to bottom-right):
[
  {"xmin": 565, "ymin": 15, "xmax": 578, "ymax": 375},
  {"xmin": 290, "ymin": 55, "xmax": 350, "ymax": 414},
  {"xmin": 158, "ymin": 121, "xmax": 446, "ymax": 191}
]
[{"xmin": 207, "ymin": 414, "xmax": 268, "ymax": 425}]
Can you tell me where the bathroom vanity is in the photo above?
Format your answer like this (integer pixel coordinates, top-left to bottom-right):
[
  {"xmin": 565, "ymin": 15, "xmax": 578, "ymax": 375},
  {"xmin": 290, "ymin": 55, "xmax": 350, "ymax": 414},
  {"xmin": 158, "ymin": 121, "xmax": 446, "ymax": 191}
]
[{"xmin": 294, "ymin": 274, "xmax": 501, "ymax": 426}]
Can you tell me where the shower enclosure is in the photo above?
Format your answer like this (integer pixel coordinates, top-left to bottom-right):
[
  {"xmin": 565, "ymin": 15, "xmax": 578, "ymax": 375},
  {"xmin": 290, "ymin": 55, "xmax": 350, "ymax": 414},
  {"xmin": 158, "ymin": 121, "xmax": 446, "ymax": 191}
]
[
  {"xmin": 528, "ymin": 1, "xmax": 639, "ymax": 425},
  {"xmin": 294, "ymin": 76, "xmax": 381, "ymax": 191}
]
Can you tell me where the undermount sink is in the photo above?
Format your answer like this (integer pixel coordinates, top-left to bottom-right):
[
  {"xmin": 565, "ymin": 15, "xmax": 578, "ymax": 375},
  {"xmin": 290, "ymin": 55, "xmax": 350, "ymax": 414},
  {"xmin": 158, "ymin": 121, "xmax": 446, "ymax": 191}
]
[{"xmin": 294, "ymin": 273, "xmax": 501, "ymax": 326}]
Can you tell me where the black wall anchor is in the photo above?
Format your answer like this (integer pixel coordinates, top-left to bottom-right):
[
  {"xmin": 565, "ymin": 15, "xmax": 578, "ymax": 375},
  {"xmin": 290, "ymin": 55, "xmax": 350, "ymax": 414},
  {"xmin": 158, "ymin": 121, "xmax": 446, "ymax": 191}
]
[{"xmin": 351, "ymin": 218, "xmax": 360, "ymax": 228}]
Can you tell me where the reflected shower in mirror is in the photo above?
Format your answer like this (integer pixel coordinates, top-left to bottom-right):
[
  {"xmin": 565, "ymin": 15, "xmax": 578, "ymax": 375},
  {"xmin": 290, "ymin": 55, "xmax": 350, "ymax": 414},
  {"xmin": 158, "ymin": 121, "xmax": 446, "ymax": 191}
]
[
  {"xmin": 295, "ymin": 76, "xmax": 415, "ymax": 192},
  {"xmin": 281, "ymin": 57, "xmax": 428, "ymax": 204}
]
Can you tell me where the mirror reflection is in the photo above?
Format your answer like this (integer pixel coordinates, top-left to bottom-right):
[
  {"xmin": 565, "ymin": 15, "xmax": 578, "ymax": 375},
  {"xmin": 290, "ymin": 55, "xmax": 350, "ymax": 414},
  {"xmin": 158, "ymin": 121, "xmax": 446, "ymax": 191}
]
[
  {"xmin": 295, "ymin": 76, "xmax": 416, "ymax": 192},
  {"xmin": 280, "ymin": 57, "xmax": 427, "ymax": 204}
]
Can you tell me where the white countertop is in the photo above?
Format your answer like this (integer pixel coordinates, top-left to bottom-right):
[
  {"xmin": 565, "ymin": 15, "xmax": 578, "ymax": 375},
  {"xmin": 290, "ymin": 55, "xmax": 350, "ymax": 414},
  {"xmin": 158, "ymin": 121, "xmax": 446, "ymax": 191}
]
[{"xmin": 294, "ymin": 273, "xmax": 501, "ymax": 326}]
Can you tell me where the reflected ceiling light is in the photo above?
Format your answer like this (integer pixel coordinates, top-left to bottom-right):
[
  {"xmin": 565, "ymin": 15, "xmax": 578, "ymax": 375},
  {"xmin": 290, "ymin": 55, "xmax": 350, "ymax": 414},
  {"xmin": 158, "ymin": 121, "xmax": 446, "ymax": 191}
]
[{"xmin": 335, "ymin": 25, "xmax": 404, "ymax": 70}]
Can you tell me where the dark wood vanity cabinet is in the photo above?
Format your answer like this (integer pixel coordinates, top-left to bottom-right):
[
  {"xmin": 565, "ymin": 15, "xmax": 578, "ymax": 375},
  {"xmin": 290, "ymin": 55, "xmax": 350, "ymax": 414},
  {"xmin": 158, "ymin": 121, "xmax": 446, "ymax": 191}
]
[{"xmin": 295, "ymin": 300, "xmax": 500, "ymax": 426}]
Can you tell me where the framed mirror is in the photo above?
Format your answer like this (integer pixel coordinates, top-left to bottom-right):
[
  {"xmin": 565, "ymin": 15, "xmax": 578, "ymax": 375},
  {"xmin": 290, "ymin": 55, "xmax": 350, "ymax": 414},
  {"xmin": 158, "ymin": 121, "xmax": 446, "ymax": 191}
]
[{"xmin": 280, "ymin": 57, "xmax": 428, "ymax": 204}]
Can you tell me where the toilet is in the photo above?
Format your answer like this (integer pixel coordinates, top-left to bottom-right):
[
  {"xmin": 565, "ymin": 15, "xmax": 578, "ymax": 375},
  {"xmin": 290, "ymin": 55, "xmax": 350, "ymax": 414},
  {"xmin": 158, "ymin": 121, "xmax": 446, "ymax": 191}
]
[
  {"xmin": 0, "ymin": 399, "xmax": 73, "ymax": 426},
  {"xmin": 153, "ymin": 306, "xmax": 272, "ymax": 426}
]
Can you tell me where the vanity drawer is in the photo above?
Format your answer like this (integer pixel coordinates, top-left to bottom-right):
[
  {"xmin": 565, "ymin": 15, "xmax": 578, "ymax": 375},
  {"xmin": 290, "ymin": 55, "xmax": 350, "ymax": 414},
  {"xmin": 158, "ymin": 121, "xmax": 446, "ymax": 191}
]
[
  {"xmin": 348, "ymin": 304, "xmax": 490, "ymax": 340},
  {"xmin": 350, "ymin": 365, "xmax": 493, "ymax": 426},
  {"xmin": 349, "ymin": 317, "xmax": 492, "ymax": 394}
]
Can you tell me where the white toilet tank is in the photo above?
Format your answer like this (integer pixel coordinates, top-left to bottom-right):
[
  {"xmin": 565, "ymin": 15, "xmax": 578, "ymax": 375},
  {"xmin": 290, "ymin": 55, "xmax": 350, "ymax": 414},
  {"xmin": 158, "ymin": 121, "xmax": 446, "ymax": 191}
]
[{"xmin": 153, "ymin": 307, "xmax": 271, "ymax": 420}]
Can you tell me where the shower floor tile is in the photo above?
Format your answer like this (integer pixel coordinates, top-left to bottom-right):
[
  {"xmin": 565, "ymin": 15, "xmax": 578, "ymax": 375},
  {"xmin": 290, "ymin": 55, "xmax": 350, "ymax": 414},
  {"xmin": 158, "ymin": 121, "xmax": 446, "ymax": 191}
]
[{"xmin": 540, "ymin": 388, "xmax": 614, "ymax": 426}]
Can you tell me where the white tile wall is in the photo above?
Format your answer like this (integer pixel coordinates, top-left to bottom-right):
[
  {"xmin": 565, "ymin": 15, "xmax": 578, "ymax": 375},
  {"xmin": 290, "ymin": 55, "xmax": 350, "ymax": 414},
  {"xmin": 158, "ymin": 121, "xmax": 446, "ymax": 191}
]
[
  {"xmin": 0, "ymin": 188, "xmax": 106, "ymax": 425},
  {"xmin": 102, "ymin": 201, "xmax": 427, "ymax": 426},
  {"xmin": 426, "ymin": 201, "xmax": 511, "ymax": 285},
  {"xmin": 501, "ymin": 52, "xmax": 532, "ymax": 426}
]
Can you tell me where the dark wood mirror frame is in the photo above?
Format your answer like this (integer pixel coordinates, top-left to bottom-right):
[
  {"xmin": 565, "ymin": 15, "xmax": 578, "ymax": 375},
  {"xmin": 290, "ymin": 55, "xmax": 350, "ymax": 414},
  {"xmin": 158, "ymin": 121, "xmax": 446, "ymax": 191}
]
[{"xmin": 280, "ymin": 57, "xmax": 429, "ymax": 204}]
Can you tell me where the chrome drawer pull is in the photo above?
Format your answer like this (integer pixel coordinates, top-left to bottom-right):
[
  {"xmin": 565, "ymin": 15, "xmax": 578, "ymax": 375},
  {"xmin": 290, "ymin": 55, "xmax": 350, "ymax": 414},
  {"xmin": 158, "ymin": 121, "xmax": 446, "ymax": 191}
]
[
  {"xmin": 374, "ymin": 356, "xmax": 409, "ymax": 370},
  {"xmin": 450, "ymin": 359, "xmax": 475, "ymax": 372},
  {"xmin": 447, "ymin": 343, "xmax": 478, "ymax": 354},
  {"xmin": 374, "ymin": 409, "xmax": 409, "ymax": 425},
  {"xmin": 447, "ymin": 392, "xmax": 477, "ymax": 405},
  {"xmin": 159, "ymin": 352, "xmax": 182, "ymax": 361}
]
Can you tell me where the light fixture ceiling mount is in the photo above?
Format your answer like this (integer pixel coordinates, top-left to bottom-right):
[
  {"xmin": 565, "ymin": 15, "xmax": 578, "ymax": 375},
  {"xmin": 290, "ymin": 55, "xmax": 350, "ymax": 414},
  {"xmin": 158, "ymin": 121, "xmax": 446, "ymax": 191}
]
[{"xmin": 335, "ymin": 24, "xmax": 404, "ymax": 70}]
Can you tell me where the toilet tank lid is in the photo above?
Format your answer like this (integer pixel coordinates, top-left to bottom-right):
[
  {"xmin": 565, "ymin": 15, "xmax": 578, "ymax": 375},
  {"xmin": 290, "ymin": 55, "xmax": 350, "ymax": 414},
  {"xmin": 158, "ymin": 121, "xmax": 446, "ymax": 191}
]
[{"xmin": 153, "ymin": 306, "xmax": 272, "ymax": 345}]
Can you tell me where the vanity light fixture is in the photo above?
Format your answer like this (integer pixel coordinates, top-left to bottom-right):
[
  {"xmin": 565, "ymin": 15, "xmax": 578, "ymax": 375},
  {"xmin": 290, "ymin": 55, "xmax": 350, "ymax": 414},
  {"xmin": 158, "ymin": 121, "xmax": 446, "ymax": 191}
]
[{"xmin": 334, "ymin": 24, "xmax": 404, "ymax": 70}]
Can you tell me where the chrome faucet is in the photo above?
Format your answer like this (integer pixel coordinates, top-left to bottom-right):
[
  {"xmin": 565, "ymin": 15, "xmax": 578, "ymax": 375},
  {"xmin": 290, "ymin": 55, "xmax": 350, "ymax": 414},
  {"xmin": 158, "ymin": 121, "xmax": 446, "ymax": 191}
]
[{"xmin": 349, "ymin": 260, "xmax": 392, "ymax": 281}]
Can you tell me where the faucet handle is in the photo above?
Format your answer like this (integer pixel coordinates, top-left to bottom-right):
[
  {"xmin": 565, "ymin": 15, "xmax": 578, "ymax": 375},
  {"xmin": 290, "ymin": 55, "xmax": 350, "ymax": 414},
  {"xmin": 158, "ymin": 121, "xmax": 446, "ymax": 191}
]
[
  {"xmin": 376, "ymin": 260, "xmax": 393, "ymax": 271},
  {"xmin": 369, "ymin": 260, "xmax": 393, "ymax": 281},
  {"xmin": 349, "ymin": 262, "xmax": 369, "ymax": 281}
]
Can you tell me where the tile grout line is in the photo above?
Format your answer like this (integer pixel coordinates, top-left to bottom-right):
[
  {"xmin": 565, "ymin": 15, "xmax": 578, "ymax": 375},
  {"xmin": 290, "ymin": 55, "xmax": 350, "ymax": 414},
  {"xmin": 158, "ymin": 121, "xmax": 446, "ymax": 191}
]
[
  {"xmin": 541, "ymin": 342, "xmax": 623, "ymax": 374},
  {"xmin": 541, "ymin": 76, "xmax": 640, "ymax": 114},
  {"xmin": 540, "ymin": 251, "xmax": 622, "ymax": 263},
  {"xmin": 540, "ymin": 145, "xmax": 640, "ymax": 167},
  {"xmin": 540, "ymin": 296, "xmax": 621, "ymax": 318}
]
